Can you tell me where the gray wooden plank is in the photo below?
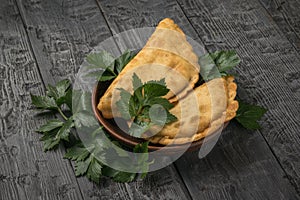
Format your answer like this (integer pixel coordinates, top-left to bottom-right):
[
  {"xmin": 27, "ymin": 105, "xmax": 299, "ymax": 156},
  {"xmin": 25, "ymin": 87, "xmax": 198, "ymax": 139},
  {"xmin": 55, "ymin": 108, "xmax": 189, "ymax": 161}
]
[
  {"xmin": 16, "ymin": 0, "xmax": 114, "ymax": 84},
  {"xmin": 0, "ymin": 0, "xmax": 85, "ymax": 199},
  {"xmin": 176, "ymin": 122, "xmax": 298, "ymax": 200},
  {"xmin": 80, "ymin": 165, "xmax": 191, "ymax": 200},
  {"xmin": 96, "ymin": 0, "xmax": 204, "ymax": 47},
  {"xmin": 15, "ymin": 0, "xmax": 192, "ymax": 199},
  {"xmin": 176, "ymin": 0, "xmax": 300, "ymax": 196},
  {"xmin": 258, "ymin": 0, "xmax": 300, "ymax": 96},
  {"xmin": 97, "ymin": 0, "xmax": 300, "ymax": 199},
  {"xmin": 259, "ymin": 0, "xmax": 300, "ymax": 52}
]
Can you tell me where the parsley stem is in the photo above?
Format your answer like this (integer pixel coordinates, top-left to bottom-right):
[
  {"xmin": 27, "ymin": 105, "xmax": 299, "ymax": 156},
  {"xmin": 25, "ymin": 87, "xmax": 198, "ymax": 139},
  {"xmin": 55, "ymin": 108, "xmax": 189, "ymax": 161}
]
[
  {"xmin": 132, "ymin": 106, "xmax": 143, "ymax": 122},
  {"xmin": 58, "ymin": 107, "xmax": 68, "ymax": 121}
]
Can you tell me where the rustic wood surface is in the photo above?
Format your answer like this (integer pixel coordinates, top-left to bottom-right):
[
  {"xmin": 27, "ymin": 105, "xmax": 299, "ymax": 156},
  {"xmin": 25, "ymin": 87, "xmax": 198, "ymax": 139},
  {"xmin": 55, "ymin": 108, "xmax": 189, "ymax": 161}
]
[
  {"xmin": 0, "ymin": 0, "xmax": 84, "ymax": 199},
  {"xmin": 0, "ymin": 0, "xmax": 299, "ymax": 199},
  {"xmin": 259, "ymin": 0, "xmax": 300, "ymax": 52},
  {"xmin": 176, "ymin": 0, "xmax": 300, "ymax": 197}
]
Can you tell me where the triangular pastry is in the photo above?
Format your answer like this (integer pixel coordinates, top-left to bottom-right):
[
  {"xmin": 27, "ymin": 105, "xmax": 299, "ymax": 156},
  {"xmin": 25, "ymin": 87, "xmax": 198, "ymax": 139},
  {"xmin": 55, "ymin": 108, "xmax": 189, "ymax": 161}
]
[
  {"xmin": 98, "ymin": 18, "xmax": 200, "ymax": 118},
  {"xmin": 148, "ymin": 76, "xmax": 239, "ymax": 145}
]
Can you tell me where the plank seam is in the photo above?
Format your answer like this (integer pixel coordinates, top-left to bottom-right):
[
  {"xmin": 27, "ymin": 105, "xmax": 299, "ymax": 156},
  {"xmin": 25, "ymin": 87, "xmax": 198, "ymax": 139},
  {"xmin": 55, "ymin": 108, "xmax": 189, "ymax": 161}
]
[
  {"xmin": 95, "ymin": 0, "xmax": 119, "ymax": 41},
  {"xmin": 173, "ymin": 163, "xmax": 194, "ymax": 200},
  {"xmin": 13, "ymin": 0, "xmax": 85, "ymax": 199},
  {"xmin": 12, "ymin": 0, "xmax": 46, "ymax": 89}
]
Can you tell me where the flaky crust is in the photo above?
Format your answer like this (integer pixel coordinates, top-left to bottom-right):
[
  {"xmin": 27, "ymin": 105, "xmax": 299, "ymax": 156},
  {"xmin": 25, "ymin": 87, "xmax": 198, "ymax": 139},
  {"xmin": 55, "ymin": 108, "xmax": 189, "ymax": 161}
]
[
  {"xmin": 98, "ymin": 18, "xmax": 200, "ymax": 118},
  {"xmin": 148, "ymin": 76, "xmax": 239, "ymax": 145}
]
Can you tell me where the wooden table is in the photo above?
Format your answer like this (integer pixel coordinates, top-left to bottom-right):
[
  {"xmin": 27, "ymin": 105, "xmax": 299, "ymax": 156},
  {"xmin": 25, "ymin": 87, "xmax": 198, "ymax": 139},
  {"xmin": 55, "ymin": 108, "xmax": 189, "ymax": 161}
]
[{"xmin": 1, "ymin": 0, "xmax": 300, "ymax": 199}]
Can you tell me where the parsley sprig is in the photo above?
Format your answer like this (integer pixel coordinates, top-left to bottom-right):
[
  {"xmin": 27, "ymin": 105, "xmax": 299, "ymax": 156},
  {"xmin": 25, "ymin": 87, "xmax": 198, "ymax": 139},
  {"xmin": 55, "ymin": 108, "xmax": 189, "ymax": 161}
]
[
  {"xmin": 31, "ymin": 50, "xmax": 152, "ymax": 183},
  {"xmin": 116, "ymin": 73, "xmax": 177, "ymax": 138},
  {"xmin": 235, "ymin": 100, "xmax": 267, "ymax": 130},
  {"xmin": 199, "ymin": 50, "xmax": 240, "ymax": 82},
  {"xmin": 85, "ymin": 50, "xmax": 136, "ymax": 81},
  {"xmin": 31, "ymin": 80, "xmax": 73, "ymax": 151}
]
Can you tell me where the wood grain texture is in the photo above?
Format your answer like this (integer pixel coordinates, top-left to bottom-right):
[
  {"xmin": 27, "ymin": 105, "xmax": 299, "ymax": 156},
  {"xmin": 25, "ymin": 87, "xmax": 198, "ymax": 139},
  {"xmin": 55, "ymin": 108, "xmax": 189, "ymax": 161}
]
[
  {"xmin": 16, "ymin": 0, "xmax": 113, "ymax": 84},
  {"xmin": 259, "ymin": 0, "xmax": 300, "ymax": 52},
  {"xmin": 97, "ymin": 0, "xmax": 299, "ymax": 199},
  {"xmin": 177, "ymin": 0, "xmax": 300, "ymax": 196},
  {"xmin": 15, "ymin": 0, "xmax": 192, "ymax": 199},
  {"xmin": 258, "ymin": 0, "xmax": 300, "ymax": 96},
  {"xmin": 177, "ymin": 122, "xmax": 298, "ymax": 200},
  {"xmin": 80, "ymin": 165, "xmax": 191, "ymax": 200},
  {"xmin": 0, "ymin": 0, "xmax": 84, "ymax": 199},
  {"xmin": 96, "ymin": 0, "xmax": 204, "ymax": 50}
]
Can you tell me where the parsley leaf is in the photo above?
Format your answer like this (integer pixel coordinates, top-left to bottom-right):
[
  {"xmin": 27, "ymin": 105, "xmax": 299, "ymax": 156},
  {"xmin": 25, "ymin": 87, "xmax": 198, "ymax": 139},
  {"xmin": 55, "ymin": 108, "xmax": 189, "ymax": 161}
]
[
  {"xmin": 199, "ymin": 53, "xmax": 221, "ymax": 81},
  {"xmin": 73, "ymin": 111, "xmax": 99, "ymax": 129},
  {"xmin": 72, "ymin": 90, "xmax": 92, "ymax": 114},
  {"xmin": 40, "ymin": 128, "xmax": 61, "ymax": 151},
  {"xmin": 210, "ymin": 50, "xmax": 240, "ymax": 72},
  {"xmin": 199, "ymin": 50, "xmax": 240, "ymax": 81},
  {"xmin": 102, "ymin": 166, "xmax": 137, "ymax": 183},
  {"xmin": 112, "ymin": 171, "xmax": 136, "ymax": 182},
  {"xmin": 64, "ymin": 88, "xmax": 73, "ymax": 110},
  {"xmin": 85, "ymin": 51, "xmax": 116, "ymax": 81},
  {"xmin": 116, "ymin": 73, "xmax": 177, "ymax": 138},
  {"xmin": 65, "ymin": 137, "xmax": 105, "ymax": 184},
  {"xmin": 31, "ymin": 95, "xmax": 58, "ymax": 110},
  {"xmin": 64, "ymin": 142, "xmax": 91, "ymax": 161},
  {"xmin": 114, "ymin": 50, "xmax": 136, "ymax": 74},
  {"xmin": 132, "ymin": 73, "xmax": 143, "ymax": 91},
  {"xmin": 46, "ymin": 79, "xmax": 71, "ymax": 106},
  {"xmin": 116, "ymin": 88, "xmax": 132, "ymax": 120},
  {"xmin": 86, "ymin": 51, "xmax": 115, "ymax": 70},
  {"xmin": 38, "ymin": 117, "xmax": 74, "ymax": 152},
  {"xmin": 37, "ymin": 119, "xmax": 64, "ymax": 132},
  {"xmin": 235, "ymin": 100, "xmax": 267, "ymax": 130},
  {"xmin": 55, "ymin": 117, "xmax": 74, "ymax": 142},
  {"xmin": 144, "ymin": 79, "xmax": 169, "ymax": 98},
  {"xmin": 85, "ymin": 50, "xmax": 136, "ymax": 82},
  {"xmin": 101, "ymin": 141, "xmax": 151, "ymax": 182},
  {"xmin": 75, "ymin": 157, "xmax": 91, "ymax": 176},
  {"xmin": 86, "ymin": 157, "xmax": 103, "ymax": 184}
]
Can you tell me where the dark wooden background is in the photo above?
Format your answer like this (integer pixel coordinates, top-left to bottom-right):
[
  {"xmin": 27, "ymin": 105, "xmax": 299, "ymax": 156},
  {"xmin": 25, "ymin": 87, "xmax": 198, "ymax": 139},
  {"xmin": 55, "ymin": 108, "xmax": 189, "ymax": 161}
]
[{"xmin": 1, "ymin": 0, "xmax": 300, "ymax": 199}]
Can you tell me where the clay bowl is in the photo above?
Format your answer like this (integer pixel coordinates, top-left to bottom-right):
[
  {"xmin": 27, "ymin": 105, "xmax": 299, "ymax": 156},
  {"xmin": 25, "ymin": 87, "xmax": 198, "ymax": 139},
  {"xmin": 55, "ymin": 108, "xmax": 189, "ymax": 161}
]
[{"xmin": 92, "ymin": 80, "xmax": 228, "ymax": 153}]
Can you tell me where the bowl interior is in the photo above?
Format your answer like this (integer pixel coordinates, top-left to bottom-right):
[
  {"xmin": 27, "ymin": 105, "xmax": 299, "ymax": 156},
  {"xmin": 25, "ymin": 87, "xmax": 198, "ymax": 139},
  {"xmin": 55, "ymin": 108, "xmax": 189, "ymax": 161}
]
[{"xmin": 92, "ymin": 81, "xmax": 228, "ymax": 152}]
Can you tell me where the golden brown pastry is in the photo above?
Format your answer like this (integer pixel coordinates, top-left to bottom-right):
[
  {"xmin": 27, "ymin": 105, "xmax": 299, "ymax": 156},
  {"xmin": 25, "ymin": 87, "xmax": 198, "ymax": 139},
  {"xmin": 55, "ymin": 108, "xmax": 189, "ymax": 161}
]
[
  {"xmin": 97, "ymin": 18, "xmax": 239, "ymax": 146},
  {"xmin": 98, "ymin": 18, "xmax": 200, "ymax": 119},
  {"xmin": 148, "ymin": 76, "xmax": 239, "ymax": 145}
]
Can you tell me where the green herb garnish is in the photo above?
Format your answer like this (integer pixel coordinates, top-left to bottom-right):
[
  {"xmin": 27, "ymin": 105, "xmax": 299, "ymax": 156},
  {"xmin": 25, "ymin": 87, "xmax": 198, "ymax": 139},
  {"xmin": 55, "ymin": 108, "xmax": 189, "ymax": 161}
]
[
  {"xmin": 32, "ymin": 80, "xmax": 73, "ymax": 150},
  {"xmin": 31, "ymin": 50, "xmax": 152, "ymax": 184},
  {"xmin": 116, "ymin": 73, "xmax": 177, "ymax": 138},
  {"xmin": 235, "ymin": 100, "xmax": 267, "ymax": 130},
  {"xmin": 102, "ymin": 141, "xmax": 152, "ymax": 182},
  {"xmin": 199, "ymin": 50, "xmax": 240, "ymax": 81},
  {"xmin": 85, "ymin": 50, "xmax": 136, "ymax": 81}
]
